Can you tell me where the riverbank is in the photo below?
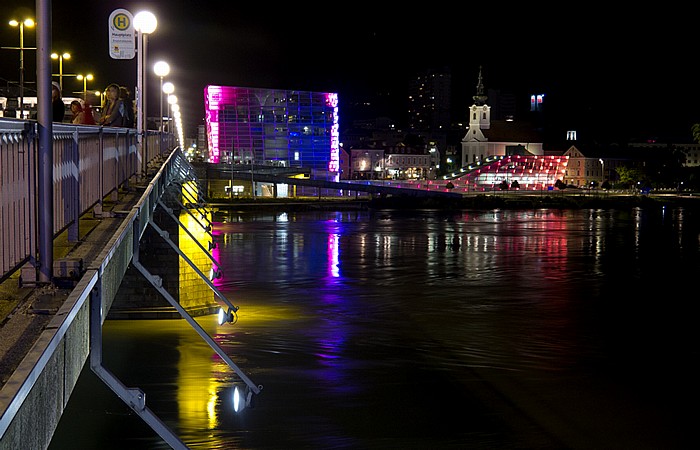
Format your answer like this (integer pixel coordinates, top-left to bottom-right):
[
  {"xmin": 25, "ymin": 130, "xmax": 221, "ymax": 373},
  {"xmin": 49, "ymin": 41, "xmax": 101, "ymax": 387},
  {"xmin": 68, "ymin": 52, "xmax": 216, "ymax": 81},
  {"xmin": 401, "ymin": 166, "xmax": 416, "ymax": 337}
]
[{"xmin": 208, "ymin": 193, "xmax": 700, "ymax": 211}]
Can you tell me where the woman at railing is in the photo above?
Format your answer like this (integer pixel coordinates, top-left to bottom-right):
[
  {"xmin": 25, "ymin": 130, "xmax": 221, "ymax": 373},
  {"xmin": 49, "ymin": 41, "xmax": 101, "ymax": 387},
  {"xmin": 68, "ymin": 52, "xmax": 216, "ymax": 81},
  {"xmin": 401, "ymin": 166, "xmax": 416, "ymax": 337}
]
[
  {"xmin": 98, "ymin": 83, "xmax": 126, "ymax": 127},
  {"xmin": 70, "ymin": 100, "xmax": 96, "ymax": 125}
]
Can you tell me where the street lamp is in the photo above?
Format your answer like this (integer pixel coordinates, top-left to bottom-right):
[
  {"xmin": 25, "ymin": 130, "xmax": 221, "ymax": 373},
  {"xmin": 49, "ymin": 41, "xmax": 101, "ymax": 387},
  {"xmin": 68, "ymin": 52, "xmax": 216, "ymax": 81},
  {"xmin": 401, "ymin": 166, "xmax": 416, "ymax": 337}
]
[
  {"xmin": 4, "ymin": 18, "xmax": 35, "ymax": 118},
  {"xmin": 94, "ymin": 90, "xmax": 104, "ymax": 108},
  {"xmin": 153, "ymin": 61, "xmax": 170, "ymax": 132},
  {"xmin": 134, "ymin": 11, "xmax": 157, "ymax": 177},
  {"xmin": 163, "ymin": 83, "xmax": 174, "ymax": 131},
  {"xmin": 599, "ymin": 158, "xmax": 604, "ymax": 185},
  {"xmin": 76, "ymin": 74, "xmax": 94, "ymax": 101},
  {"xmin": 50, "ymin": 51, "xmax": 71, "ymax": 95},
  {"xmin": 171, "ymin": 101, "xmax": 180, "ymax": 144}
]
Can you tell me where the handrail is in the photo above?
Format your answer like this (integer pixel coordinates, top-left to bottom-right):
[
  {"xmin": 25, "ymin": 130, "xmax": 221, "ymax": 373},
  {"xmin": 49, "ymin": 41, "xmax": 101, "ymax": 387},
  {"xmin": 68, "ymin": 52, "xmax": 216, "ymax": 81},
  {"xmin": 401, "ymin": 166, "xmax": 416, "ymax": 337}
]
[{"xmin": 0, "ymin": 117, "xmax": 175, "ymax": 282}]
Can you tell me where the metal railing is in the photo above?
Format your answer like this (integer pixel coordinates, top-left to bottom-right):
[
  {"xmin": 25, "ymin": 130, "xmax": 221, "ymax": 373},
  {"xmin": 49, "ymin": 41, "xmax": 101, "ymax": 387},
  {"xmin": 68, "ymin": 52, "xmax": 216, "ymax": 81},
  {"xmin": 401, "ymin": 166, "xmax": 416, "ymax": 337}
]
[{"xmin": 0, "ymin": 117, "xmax": 175, "ymax": 282}]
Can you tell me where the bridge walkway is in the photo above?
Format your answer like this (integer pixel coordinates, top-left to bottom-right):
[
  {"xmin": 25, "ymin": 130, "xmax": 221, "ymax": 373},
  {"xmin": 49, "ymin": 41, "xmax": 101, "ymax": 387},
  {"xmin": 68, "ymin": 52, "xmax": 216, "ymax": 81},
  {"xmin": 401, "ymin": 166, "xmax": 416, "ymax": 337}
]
[{"xmin": 0, "ymin": 150, "xmax": 260, "ymax": 450}]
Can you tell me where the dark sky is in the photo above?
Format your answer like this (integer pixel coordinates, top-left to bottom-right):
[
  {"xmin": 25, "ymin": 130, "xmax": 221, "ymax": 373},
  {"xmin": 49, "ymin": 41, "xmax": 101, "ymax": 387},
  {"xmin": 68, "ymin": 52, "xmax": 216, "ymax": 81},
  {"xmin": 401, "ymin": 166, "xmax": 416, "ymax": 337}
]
[{"xmin": 3, "ymin": 1, "xmax": 700, "ymax": 144}]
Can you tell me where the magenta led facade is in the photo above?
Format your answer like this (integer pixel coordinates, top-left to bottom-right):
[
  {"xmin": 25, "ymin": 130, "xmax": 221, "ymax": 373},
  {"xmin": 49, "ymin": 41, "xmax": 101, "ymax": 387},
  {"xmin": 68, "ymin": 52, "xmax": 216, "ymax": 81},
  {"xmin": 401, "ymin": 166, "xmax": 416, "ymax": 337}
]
[{"xmin": 204, "ymin": 85, "xmax": 339, "ymax": 179}]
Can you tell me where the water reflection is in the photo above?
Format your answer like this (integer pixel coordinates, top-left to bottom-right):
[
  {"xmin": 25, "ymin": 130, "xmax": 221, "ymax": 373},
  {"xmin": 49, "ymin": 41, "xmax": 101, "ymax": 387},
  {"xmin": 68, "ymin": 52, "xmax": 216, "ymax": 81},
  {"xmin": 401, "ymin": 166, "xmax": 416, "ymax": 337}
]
[{"xmin": 50, "ymin": 207, "xmax": 700, "ymax": 449}]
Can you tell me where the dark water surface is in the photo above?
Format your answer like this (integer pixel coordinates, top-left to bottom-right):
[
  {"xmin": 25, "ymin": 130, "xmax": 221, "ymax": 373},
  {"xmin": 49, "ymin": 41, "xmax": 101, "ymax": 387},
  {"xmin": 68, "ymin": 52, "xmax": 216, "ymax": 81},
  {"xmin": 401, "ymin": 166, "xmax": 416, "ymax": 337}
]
[{"xmin": 50, "ymin": 207, "xmax": 700, "ymax": 449}]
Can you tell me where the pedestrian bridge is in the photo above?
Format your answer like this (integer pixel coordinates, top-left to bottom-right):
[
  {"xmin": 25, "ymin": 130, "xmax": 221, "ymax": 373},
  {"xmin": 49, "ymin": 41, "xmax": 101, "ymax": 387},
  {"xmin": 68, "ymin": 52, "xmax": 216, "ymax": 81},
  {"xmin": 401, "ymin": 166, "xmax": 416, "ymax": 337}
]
[
  {"xmin": 0, "ymin": 119, "xmax": 263, "ymax": 449},
  {"xmin": 0, "ymin": 118, "xmax": 467, "ymax": 449}
]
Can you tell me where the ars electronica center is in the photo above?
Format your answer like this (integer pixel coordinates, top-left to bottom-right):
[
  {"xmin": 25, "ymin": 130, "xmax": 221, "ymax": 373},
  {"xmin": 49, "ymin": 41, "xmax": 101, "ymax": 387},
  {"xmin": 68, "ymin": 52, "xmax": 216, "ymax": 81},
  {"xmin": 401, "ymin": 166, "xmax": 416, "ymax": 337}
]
[{"xmin": 204, "ymin": 85, "xmax": 340, "ymax": 181}]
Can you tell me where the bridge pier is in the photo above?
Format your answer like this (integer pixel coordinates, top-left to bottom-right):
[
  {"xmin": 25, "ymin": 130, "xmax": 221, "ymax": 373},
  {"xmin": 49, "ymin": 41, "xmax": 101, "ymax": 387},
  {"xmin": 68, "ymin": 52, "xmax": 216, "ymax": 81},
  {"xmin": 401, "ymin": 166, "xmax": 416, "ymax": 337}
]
[{"xmin": 109, "ymin": 188, "xmax": 218, "ymax": 320}]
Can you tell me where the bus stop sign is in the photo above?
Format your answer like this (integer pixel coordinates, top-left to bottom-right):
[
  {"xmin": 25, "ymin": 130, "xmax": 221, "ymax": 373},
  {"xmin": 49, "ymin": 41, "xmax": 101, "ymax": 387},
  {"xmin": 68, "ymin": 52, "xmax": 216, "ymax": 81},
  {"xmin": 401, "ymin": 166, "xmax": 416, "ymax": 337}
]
[{"xmin": 109, "ymin": 9, "xmax": 135, "ymax": 60}]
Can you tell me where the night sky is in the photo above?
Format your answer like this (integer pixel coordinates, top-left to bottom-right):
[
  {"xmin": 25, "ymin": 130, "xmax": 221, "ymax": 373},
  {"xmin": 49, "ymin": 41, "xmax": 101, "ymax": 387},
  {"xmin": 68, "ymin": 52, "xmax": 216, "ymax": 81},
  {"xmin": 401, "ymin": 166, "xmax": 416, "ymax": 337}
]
[{"xmin": 3, "ymin": 1, "xmax": 699, "ymax": 144}]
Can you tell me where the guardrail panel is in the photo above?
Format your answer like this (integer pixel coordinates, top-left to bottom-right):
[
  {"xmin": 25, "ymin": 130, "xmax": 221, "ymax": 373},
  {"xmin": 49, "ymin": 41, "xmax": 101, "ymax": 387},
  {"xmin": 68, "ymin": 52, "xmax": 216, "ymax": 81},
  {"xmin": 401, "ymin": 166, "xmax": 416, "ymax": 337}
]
[
  {"xmin": 1, "ymin": 118, "xmax": 173, "ymax": 282},
  {"xmin": 0, "ymin": 124, "xmax": 35, "ymax": 277}
]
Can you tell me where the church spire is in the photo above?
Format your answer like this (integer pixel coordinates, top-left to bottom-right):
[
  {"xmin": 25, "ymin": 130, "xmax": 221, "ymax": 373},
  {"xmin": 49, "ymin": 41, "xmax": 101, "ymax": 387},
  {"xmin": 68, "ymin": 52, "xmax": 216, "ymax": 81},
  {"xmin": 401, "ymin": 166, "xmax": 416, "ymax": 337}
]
[{"xmin": 473, "ymin": 65, "xmax": 488, "ymax": 106}]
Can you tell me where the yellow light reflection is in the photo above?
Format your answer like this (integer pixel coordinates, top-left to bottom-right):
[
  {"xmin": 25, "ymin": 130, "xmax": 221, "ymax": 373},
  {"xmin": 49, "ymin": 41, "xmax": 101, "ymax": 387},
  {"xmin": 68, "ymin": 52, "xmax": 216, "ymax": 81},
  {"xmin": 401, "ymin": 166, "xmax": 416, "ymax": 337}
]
[
  {"xmin": 178, "ymin": 184, "xmax": 217, "ymax": 313},
  {"xmin": 177, "ymin": 335, "xmax": 218, "ymax": 430}
]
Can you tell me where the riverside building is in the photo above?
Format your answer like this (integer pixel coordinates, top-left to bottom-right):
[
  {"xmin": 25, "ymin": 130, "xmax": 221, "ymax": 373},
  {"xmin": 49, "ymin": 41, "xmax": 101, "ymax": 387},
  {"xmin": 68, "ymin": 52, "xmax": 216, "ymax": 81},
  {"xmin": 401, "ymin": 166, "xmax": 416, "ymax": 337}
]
[{"xmin": 204, "ymin": 85, "xmax": 340, "ymax": 180}]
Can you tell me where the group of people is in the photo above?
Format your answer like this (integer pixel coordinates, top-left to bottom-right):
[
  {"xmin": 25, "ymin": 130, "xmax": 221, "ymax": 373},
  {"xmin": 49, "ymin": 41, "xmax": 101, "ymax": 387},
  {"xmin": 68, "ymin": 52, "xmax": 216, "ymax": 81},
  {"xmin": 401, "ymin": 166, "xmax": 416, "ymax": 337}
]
[
  {"xmin": 98, "ymin": 83, "xmax": 135, "ymax": 127},
  {"xmin": 51, "ymin": 81, "xmax": 135, "ymax": 128}
]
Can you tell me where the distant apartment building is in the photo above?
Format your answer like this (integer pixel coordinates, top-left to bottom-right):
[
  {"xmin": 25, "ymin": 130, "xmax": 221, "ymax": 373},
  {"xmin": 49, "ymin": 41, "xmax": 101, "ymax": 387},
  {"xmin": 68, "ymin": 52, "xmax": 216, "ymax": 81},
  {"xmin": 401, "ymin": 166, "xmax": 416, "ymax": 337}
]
[
  {"xmin": 407, "ymin": 68, "xmax": 451, "ymax": 131},
  {"xmin": 204, "ymin": 85, "xmax": 340, "ymax": 179}
]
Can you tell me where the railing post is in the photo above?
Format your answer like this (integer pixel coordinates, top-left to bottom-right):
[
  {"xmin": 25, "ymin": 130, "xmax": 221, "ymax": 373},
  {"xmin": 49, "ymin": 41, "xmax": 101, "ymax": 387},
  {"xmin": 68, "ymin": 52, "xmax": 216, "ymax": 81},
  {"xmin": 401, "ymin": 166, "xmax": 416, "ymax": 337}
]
[{"xmin": 68, "ymin": 130, "xmax": 80, "ymax": 242}]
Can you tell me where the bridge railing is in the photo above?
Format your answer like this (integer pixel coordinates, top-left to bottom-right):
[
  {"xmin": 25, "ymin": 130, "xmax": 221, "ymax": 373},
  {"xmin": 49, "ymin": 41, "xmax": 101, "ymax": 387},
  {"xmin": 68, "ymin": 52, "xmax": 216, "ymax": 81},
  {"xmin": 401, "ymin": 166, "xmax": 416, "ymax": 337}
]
[{"xmin": 0, "ymin": 117, "xmax": 175, "ymax": 282}]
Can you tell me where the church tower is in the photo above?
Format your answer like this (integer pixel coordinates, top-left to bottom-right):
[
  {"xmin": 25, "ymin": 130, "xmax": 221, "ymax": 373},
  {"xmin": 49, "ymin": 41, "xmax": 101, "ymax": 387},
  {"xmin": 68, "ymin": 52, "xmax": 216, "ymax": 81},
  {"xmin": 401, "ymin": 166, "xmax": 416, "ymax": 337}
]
[
  {"xmin": 469, "ymin": 66, "xmax": 491, "ymax": 131},
  {"xmin": 461, "ymin": 66, "xmax": 491, "ymax": 166}
]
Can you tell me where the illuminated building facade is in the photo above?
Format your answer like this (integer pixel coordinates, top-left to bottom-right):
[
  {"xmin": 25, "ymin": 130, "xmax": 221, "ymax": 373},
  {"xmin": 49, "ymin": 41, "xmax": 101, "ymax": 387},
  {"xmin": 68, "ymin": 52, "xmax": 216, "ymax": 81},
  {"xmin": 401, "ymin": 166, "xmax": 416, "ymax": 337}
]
[{"xmin": 204, "ymin": 85, "xmax": 340, "ymax": 180}]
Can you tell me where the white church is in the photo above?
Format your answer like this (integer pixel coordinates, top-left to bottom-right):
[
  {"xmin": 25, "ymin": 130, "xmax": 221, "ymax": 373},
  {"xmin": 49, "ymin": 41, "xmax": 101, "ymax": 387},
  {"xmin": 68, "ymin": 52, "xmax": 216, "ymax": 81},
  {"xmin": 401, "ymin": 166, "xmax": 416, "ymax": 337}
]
[{"xmin": 461, "ymin": 68, "xmax": 544, "ymax": 167}]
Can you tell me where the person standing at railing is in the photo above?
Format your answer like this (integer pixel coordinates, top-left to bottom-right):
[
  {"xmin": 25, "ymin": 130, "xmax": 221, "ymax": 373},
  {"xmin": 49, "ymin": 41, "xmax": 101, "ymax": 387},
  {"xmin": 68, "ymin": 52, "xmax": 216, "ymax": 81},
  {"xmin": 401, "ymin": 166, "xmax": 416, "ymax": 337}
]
[
  {"xmin": 52, "ymin": 81, "xmax": 65, "ymax": 122},
  {"xmin": 98, "ymin": 83, "xmax": 126, "ymax": 127},
  {"xmin": 119, "ymin": 85, "xmax": 135, "ymax": 128},
  {"xmin": 70, "ymin": 100, "xmax": 96, "ymax": 125}
]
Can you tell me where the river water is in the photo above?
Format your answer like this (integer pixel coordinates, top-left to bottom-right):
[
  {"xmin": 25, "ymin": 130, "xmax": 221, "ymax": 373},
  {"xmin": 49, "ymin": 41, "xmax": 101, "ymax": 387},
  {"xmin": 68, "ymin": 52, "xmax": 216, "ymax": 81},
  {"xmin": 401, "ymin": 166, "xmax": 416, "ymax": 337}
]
[{"xmin": 49, "ymin": 205, "xmax": 699, "ymax": 449}]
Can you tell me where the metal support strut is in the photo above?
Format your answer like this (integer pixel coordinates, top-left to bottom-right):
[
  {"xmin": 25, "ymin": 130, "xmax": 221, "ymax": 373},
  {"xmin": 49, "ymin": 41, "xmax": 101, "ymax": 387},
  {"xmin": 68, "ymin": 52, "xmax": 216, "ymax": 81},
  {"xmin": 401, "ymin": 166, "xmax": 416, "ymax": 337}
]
[{"xmin": 89, "ymin": 278, "xmax": 189, "ymax": 449}]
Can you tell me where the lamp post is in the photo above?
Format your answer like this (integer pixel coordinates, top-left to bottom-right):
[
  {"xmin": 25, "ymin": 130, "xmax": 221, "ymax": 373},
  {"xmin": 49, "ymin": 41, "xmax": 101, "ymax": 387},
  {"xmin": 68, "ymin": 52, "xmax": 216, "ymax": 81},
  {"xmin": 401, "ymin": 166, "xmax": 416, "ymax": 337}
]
[
  {"xmin": 5, "ymin": 18, "xmax": 35, "ymax": 118},
  {"xmin": 153, "ymin": 61, "xmax": 170, "ymax": 132},
  {"xmin": 94, "ymin": 90, "xmax": 105, "ymax": 108},
  {"xmin": 134, "ymin": 11, "xmax": 157, "ymax": 177},
  {"xmin": 599, "ymin": 158, "xmax": 604, "ymax": 185},
  {"xmin": 170, "ymin": 101, "xmax": 179, "ymax": 147},
  {"xmin": 164, "ymin": 85, "xmax": 175, "ymax": 131},
  {"xmin": 76, "ymin": 74, "xmax": 94, "ymax": 101},
  {"xmin": 50, "ymin": 51, "xmax": 71, "ymax": 95}
]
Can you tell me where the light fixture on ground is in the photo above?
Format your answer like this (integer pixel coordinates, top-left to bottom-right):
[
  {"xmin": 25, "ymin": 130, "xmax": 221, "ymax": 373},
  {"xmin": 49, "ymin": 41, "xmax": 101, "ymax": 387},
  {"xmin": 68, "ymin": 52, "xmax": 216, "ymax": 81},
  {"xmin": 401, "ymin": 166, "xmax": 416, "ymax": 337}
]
[
  {"xmin": 50, "ymin": 51, "xmax": 71, "ymax": 95},
  {"xmin": 76, "ymin": 74, "xmax": 94, "ymax": 101},
  {"xmin": 153, "ymin": 60, "xmax": 170, "ymax": 131},
  {"xmin": 4, "ymin": 18, "xmax": 35, "ymax": 118}
]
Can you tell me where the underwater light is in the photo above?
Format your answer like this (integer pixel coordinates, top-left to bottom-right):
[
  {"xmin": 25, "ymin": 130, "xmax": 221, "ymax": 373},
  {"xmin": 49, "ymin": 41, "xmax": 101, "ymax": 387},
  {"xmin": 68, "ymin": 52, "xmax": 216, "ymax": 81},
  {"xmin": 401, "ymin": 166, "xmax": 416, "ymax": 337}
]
[
  {"xmin": 233, "ymin": 385, "xmax": 254, "ymax": 413},
  {"xmin": 217, "ymin": 307, "xmax": 236, "ymax": 325}
]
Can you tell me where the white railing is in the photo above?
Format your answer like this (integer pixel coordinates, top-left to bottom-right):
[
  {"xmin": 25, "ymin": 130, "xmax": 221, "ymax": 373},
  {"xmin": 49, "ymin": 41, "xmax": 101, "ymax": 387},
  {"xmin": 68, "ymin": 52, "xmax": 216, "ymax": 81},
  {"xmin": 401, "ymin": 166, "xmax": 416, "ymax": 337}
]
[{"xmin": 0, "ymin": 117, "xmax": 175, "ymax": 281}]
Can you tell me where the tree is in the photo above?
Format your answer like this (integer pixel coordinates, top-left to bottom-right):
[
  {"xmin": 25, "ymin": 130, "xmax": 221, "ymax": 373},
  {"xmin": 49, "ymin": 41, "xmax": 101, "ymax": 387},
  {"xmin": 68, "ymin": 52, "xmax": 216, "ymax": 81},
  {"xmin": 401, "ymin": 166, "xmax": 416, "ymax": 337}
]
[
  {"xmin": 511, "ymin": 180, "xmax": 520, "ymax": 190},
  {"xmin": 499, "ymin": 180, "xmax": 509, "ymax": 190},
  {"xmin": 616, "ymin": 166, "xmax": 646, "ymax": 189},
  {"xmin": 692, "ymin": 123, "xmax": 700, "ymax": 144}
]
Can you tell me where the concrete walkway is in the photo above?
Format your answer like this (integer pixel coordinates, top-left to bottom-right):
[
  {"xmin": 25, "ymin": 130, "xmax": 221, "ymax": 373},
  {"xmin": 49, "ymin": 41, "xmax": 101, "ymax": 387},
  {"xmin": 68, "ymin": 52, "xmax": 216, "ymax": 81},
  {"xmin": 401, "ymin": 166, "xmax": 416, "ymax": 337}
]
[{"xmin": 0, "ymin": 186, "xmax": 144, "ymax": 391}]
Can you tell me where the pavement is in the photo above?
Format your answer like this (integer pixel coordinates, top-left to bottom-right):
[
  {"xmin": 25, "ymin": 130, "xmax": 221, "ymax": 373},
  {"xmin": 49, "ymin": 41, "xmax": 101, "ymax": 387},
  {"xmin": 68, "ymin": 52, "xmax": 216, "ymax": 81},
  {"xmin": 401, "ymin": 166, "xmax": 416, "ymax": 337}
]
[{"xmin": 0, "ymin": 185, "xmax": 145, "ymax": 390}]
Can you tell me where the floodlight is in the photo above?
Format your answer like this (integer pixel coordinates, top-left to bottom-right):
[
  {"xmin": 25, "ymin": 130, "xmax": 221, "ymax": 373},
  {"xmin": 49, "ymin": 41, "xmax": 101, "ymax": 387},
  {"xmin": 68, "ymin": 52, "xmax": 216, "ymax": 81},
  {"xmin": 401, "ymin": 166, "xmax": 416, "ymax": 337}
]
[
  {"xmin": 233, "ymin": 385, "xmax": 253, "ymax": 413},
  {"xmin": 217, "ymin": 307, "xmax": 236, "ymax": 325}
]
